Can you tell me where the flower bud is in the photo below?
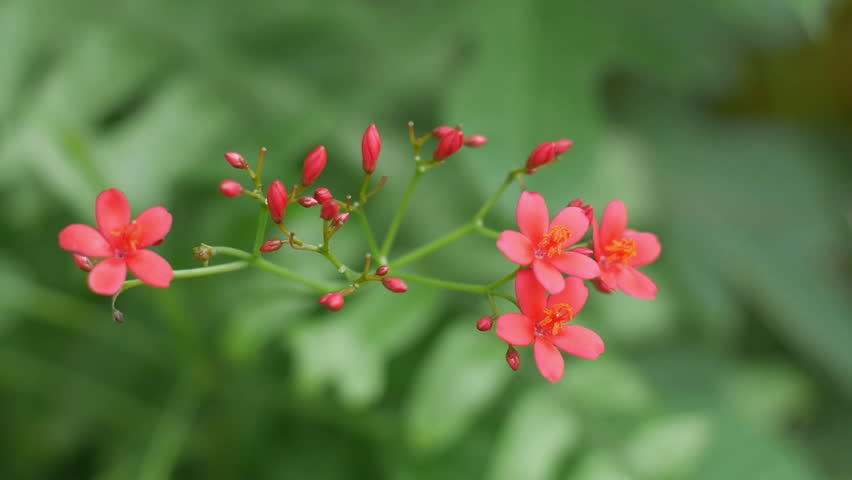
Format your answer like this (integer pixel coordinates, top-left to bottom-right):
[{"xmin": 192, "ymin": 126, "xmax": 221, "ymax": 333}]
[
  {"xmin": 526, "ymin": 142, "xmax": 557, "ymax": 170},
  {"xmin": 464, "ymin": 134, "xmax": 488, "ymax": 148},
  {"xmin": 319, "ymin": 292, "xmax": 344, "ymax": 311},
  {"xmin": 320, "ymin": 200, "xmax": 340, "ymax": 220},
  {"xmin": 73, "ymin": 253, "xmax": 93, "ymax": 272},
  {"xmin": 375, "ymin": 265, "xmax": 390, "ymax": 276},
  {"xmin": 382, "ymin": 277, "xmax": 408, "ymax": 293},
  {"xmin": 267, "ymin": 180, "xmax": 288, "ymax": 223},
  {"xmin": 112, "ymin": 309, "xmax": 125, "ymax": 323},
  {"xmin": 314, "ymin": 187, "xmax": 333, "ymax": 204},
  {"xmin": 332, "ymin": 212, "xmax": 350, "ymax": 227},
  {"xmin": 432, "ymin": 126, "xmax": 455, "ymax": 138},
  {"xmin": 219, "ymin": 180, "xmax": 243, "ymax": 197},
  {"xmin": 362, "ymin": 124, "xmax": 381, "ymax": 174},
  {"xmin": 224, "ymin": 152, "xmax": 247, "ymax": 169},
  {"xmin": 506, "ymin": 346, "xmax": 520, "ymax": 371},
  {"xmin": 260, "ymin": 239, "xmax": 284, "ymax": 252},
  {"xmin": 301, "ymin": 145, "xmax": 327, "ymax": 186},
  {"xmin": 568, "ymin": 198, "xmax": 594, "ymax": 222},
  {"xmin": 433, "ymin": 129, "xmax": 464, "ymax": 162},
  {"xmin": 593, "ymin": 278, "xmax": 617, "ymax": 294},
  {"xmin": 298, "ymin": 196, "xmax": 319, "ymax": 207},
  {"xmin": 476, "ymin": 316, "xmax": 493, "ymax": 332},
  {"xmin": 554, "ymin": 139, "xmax": 574, "ymax": 154},
  {"xmin": 193, "ymin": 244, "xmax": 216, "ymax": 263}
]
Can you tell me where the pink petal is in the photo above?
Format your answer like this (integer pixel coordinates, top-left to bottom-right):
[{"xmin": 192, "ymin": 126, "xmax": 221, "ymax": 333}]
[
  {"xmin": 547, "ymin": 277, "xmax": 589, "ymax": 314},
  {"xmin": 534, "ymin": 337, "xmax": 565, "ymax": 383},
  {"xmin": 497, "ymin": 231, "xmax": 534, "ymax": 265},
  {"xmin": 126, "ymin": 249, "xmax": 174, "ymax": 288},
  {"xmin": 533, "ymin": 259, "xmax": 565, "ymax": 294},
  {"xmin": 134, "ymin": 206, "xmax": 172, "ymax": 248},
  {"xmin": 616, "ymin": 267, "xmax": 658, "ymax": 300},
  {"xmin": 96, "ymin": 189, "xmax": 131, "ymax": 238},
  {"xmin": 549, "ymin": 206, "xmax": 588, "ymax": 246},
  {"xmin": 601, "ymin": 200, "xmax": 627, "ymax": 247},
  {"xmin": 517, "ymin": 191, "xmax": 549, "ymax": 244},
  {"xmin": 549, "ymin": 325, "xmax": 605, "ymax": 359},
  {"xmin": 88, "ymin": 258, "xmax": 127, "ymax": 296},
  {"xmin": 515, "ymin": 269, "xmax": 547, "ymax": 322},
  {"xmin": 549, "ymin": 251, "xmax": 600, "ymax": 279},
  {"xmin": 496, "ymin": 313, "xmax": 535, "ymax": 346},
  {"xmin": 624, "ymin": 231, "xmax": 661, "ymax": 267},
  {"xmin": 58, "ymin": 224, "xmax": 112, "ymax": 257}
]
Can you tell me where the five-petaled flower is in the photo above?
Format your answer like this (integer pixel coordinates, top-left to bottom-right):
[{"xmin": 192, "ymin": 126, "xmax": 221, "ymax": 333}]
[
  {"xmin": 497, "ymin": 191, "xmax": 600, "ymax": 294},
  {"xmin": 59, "ymin": 188, "xmax": 174, "ymax": 296},
  {"xmin": 497, "ymin": 269, "xmax": 604, "ymax": 382},
  {"xmin": 592, "ymin": 200, "xmax": 661, "ymax": 299}
]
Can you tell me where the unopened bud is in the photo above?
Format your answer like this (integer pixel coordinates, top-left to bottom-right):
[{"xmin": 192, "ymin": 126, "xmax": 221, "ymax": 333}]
[
  {"xmin": 593, "ymin": 278, "xmax": 617, "ymax": 294},
  {"xmin": 314, "ymin": 187, "xmax": 333, "ymax": 204},
  {"xmin": 433, "ymin": 129, "xmax": 464, "ymax": 162},
  {"xmin": 554, "ymin": 139, "xmax": 574, "ymax": 154},
  {"xmin": 319, "ymin": 292, "xmax": 345, "ymax": 311},
  {"xmin": 332, "ymin": 212, "xmax": 350, "ymax": 226},
  {"xmin": 526, "ymin": 142, "xmax": 557, "ymax": 170},
  {"xmin": 464, "ymin": 134, "xmax": 488, "ymax": 148},
  {"xmin": 112, "ymin": 309, "xmax": 125, "ymax": 324},
  {"xmin": 362, "ymin": 124, "xmax": 381, "ymax": 174},
  {"xmin": 298, "ymin": 196, "xmax": 319, "ymax": 207},
  {"xmin": 568, "ymin": 198, "xmax": 595, "ymax": 222},
  {"xmin": 224, "ymin": 152, "xmax": 247, "ymax": 169},
  {"xmin": 568, "ymin": 198, "xmax": 585, "ymax": 208},
  {"xmin": 193, "ymin": 244, "xmax": 216, "ymax": 263},
  {"xmin": 260, "ymin": 239, "xmax": 284, "ymax": 252},
  {"xmin": 506, "ymin": 346, "xmax": 520, "ymax": 371},
  {"xmin": 375, "ymin": 265, "xmax": 390, "ymax": 276},
  {"xmin": 432, "ymin": 126, "xmax": 455, "ymax": 138},
  {"xmin": 320, "ymin": 200, "xmax": 340, "ymax": 220},
  {"xmin": 572, "ymin": 247, "xmax": 594, "ymax": 257},
  {"xmin": 267, "ymin": 180, "xmax": 288, "ymax": 223},
  {"xmin": 382, "ymin": 277, "xmax": 408, "ymax": 293},
  {"xmin": 476, "ymin": 316, "xmax": 493, "ymax": 331},
  {"xmin": 219, "ymin": 180, "xmax": 243, "ymax": 197},
  {"xmin": 301, "ymin": 145, "xmax": 327, "ymax": 186},
  {"xmin": 73, "ymin": 253, "xmax": 93, "ymax": 272}
]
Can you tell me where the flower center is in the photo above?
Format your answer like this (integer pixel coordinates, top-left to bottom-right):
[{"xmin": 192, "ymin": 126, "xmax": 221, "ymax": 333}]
[
  {"xmin": 534, "ymin": 225, "xmax": 571, "ymax": 259},
  {"xmin": 603, "ymin": 237, "xmax": 637, "ymax": 268},
  {"xmin": 536, "ymin": 303, "xmax": 574, "ymax": 336},
  {"xmin": 110, "ymin": 221, "xmax": 142, "ymax": 258}
]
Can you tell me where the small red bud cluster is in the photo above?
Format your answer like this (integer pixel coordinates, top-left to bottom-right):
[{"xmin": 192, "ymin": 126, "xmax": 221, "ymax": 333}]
[
  {"xmin": 429, "ymin": 125, "xmax": 488, "ymax": 162},
  {"xmin": 525, "ymin": 139, "xmax": 573, "ymax": 173}
]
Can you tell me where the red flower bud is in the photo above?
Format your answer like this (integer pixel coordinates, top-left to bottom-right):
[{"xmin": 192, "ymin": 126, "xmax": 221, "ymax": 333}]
[
  {"xmin": 554, "ymin": 139, "xmax": 574, "ymax": 154},
  {"xmin": 433, "ymin": 129, "xmax": 464, "ymax": 162},
  {"xmin": 319, "ymin": 292, "xmax": 345, "ymax": 311},
  {"xmin": 260, "ymin": 239, "xmax": 284, "ymax": 252},
  {"xmin": 432, "ymin": 126, "xmax": 455, "ymax": 138},
  {"xmin": 224, "ymin": 152, "xmax": 247, "ymax": 169},
  {"xmin": 375, "ymin": 265, "xmax": 389, "ymax": 276},
  {"xmin": 73, "ymin": 253, "xmax": 93, "ymax": 272},
  {"xmin": 382, "ymin": 277, "xmax": 408, "ymax": 293},
  {"xmin": 362, "ymin": 124, "xmax": 381, "ymax": 174},
  {"xmin": 219, "ymin": 180, "xmax": 243, "ymax": 198},
  {"xmin": 506, "ymin": 346, "xmax": 520, "ymax": 371},
  {"xmin": 314, "ymin": 188, "xmax": 333, "ymax": 204},
  {"xmin": 593, "ymin": 278, "xmax": 617, "ymax": 294},
  {"xmin": 267, "ymin": 180, "xmax": 288, "ymax": 223},
  {"xmin": 464, "ymin": 134, "xmax": 488, "ymax": 148},
  {"xmin": 476, "ymin": 316, "xmax": 493, "ymax": 331},
  {"xmin": 332, "ymin": 212, "xmax": 350, "ymax": 226},
  {"xmin": 568, "ymin": 198, "xmax": 585, "ymax": 208},
  {"xmin": 526, "ymin": 142, "xmax": 557, "ymax": 170},
  {"xmin": 298, "ymin": 196, "xmax": 319, "ymax": 207},
  {"xmin": 320, "ymin": 200, "xmax": 339, "ymax": 220},
  {"xmin": 301, "ymin": 145, "xmax": 327, "ymax": 186}
]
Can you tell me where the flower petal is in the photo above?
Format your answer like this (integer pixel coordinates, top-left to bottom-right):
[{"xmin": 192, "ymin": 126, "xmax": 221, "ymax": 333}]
[
  {"xmin": 616, "ymin": 267, "xmax": 658, "ymax": 300},
  {"xmin": 547, "ymin": 277, "xmax": 589, "ymax": 314},
  {"xmin": 96, "ymin": 188, "xmax": 131, "ymax": 238},
  {"xmin": 126, "ymin": 249, "xmax": 174, "ymax": 288},
  {"xmin": 88, "ymin": 258, "xmax": 127, "ymax": 296},
  {"xmin": 549, "ymin": 206, "xmax": 588, "ymax": 245},
  {"xmin": 550, "ymin": 325, "xmax": 605, "ymax": 359},
  {"xmin": 550, "ymin": 251, "xmax": 600, "ymax": 279},
  {"xmin": 624, "ymin": 231, "xmax": 661, "ymax": 267},
  {"xmin": 497, "ymin": 231, "xmax": 534, "ymax": 265},
  {"xmin": 517, "ymin": 191, "xmax": 548, "ymax": 244},
  {"xmin": 601, "ymin": 200, "xmax": 627, "ymax": 247},
  {"xmin": 515, "ymin": 269, "xmax": 546, "ymax": 322},
  {"xmin": 134, "ymin": 206, "xmax": 173, "ymax": 248},
  {"xmin": 534, "ymin": 338, "xmax": 565, "ymax": 383},
  {"xmin": 496, "ymin": 313, "xmax": 535, "ymax": 346},
  {"xmin": 533, "ymin": 259, "xmax": 565, "ymax": 294},
  {"xmin": 58, "ymin": 224, "xmax": 112, "ymax": 257}
]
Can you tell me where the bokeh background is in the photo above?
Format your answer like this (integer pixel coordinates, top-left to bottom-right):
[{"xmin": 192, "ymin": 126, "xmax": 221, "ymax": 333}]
[{"xmin": 1, "ymin": 0, "xmax": 851, "ymax": 478}]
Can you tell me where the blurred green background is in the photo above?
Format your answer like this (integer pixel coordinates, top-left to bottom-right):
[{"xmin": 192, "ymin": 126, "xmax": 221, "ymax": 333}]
[{"xmin": 2, "ymin": 0, "xmax": 851, "ymax": 478}]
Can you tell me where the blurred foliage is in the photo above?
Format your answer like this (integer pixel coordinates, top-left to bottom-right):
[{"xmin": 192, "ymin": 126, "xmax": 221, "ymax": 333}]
[{"xmin": 1, "ymin": 0, "xmax": 851, "ymax": 478}]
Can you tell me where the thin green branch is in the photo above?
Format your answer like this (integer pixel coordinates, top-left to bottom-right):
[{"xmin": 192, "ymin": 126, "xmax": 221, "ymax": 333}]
[
  {"xmin": 355, "ymin": 209, "xmax": 380, "ymax": 257},
  {"xmin": 392, "ymin": 223, "xmax": 474, "ymax": 268},
  {"xmin": 379, "ymin": 169, "xmax": 423, "ymax": 261}
]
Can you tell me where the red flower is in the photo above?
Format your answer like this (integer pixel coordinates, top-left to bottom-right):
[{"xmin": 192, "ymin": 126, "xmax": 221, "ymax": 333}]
[
  {"xmin": 496, "ymin": 270, "xmax": 604, "ymax": 382},
  {"xmin": 58, "ymin": 188, "xmax": 174, "ymax": 296},
  {"xmin": 497, "ymin": 192, "xmax": 600, "ymax": 294},
  {"xmin": 592, "ymin": 200, "xmax": 661, "ymax": 299}
]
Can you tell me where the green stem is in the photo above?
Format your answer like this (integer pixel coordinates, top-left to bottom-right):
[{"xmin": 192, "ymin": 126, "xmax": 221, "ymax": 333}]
[
  {"xmin": 355, "ymin": 209, "xmax": 380, "ymax": 257},
  {"xmin": 212, "ymin": 246, "xmax": 253, "ymax": 260},
  {"xmin": 252, "ymin": 207, "xmax": 269, "ymax": 255},
  {"xmin": 474, "ymin": 223, "xmax": 502, "ymax": 239},
  {"xmin": 253, "ymin": 258, "xmax": 335, "ymax": 291},
  {"xmin": 394, "ymin": 272, "xmax": 487, "ymax": 294},
  {"xmin": 492, "ymin": 291, "xmax": 520, "ymax": 308},
  {"xmin": 392, "ymin": 223, "xmax": 474, "ymax": 268},
  {"xmin": 121, "ymin": 261, "xmax": 250, "ymax": 291},
  {"xmin": 474, "ymin": 169, "xmax": 521, "ymax": 221},
  {"xmin": 488, "ymin": 268, "xmax": 519, "ymax": 290},
  {"xmin": 379, "ymin": 169, "xmax": 423, "ymax": 261}
]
